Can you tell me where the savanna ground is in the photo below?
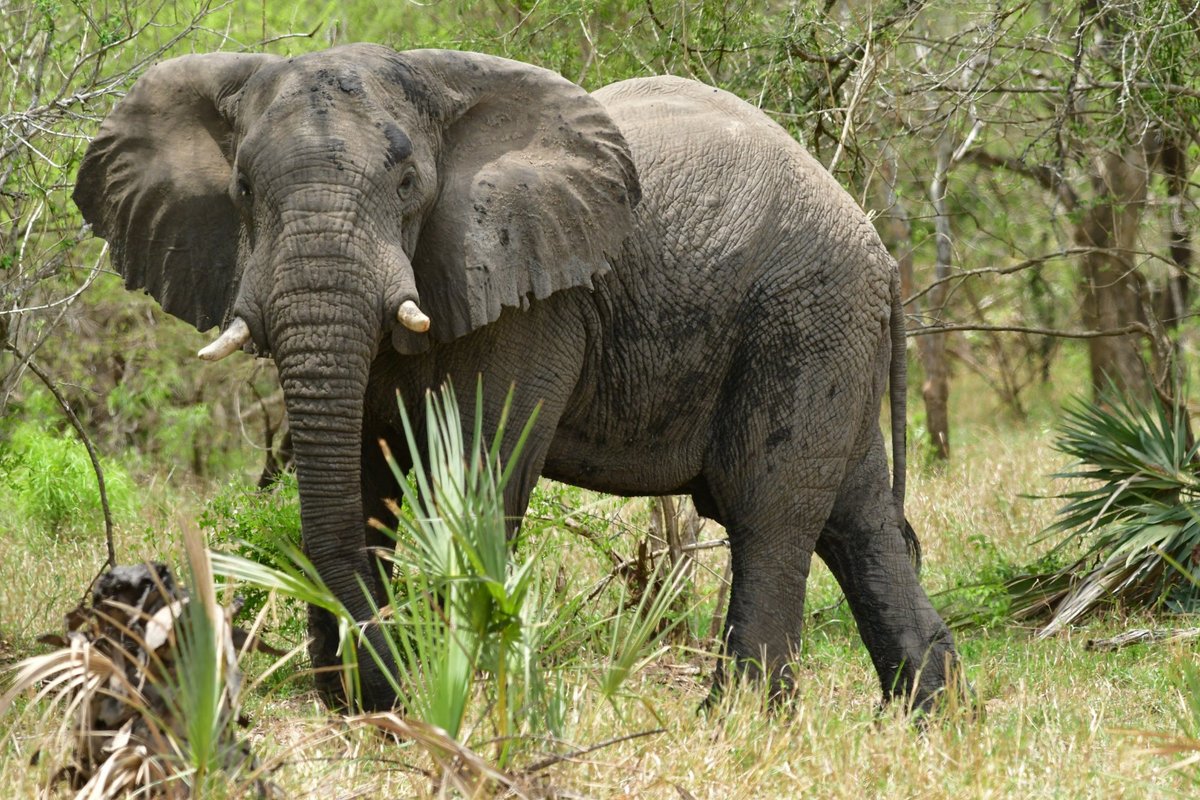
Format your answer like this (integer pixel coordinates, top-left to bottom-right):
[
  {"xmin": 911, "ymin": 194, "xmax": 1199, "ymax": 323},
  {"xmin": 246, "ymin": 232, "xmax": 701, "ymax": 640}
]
[{"xmin": 2, "ymin": 328, "xmax": 1197, "ymax": 798}]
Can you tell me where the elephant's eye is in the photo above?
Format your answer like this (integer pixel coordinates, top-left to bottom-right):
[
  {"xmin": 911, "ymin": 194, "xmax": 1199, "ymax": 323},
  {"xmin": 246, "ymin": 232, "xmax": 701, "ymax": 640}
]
[
  {"xmin": 233, "ymin": 174, "xmax": 254, "ymax": 222},
  {"xmin": 397, "ymin": 169, "xmax": 416, "ymax": 201},
  {"xmin": 236, "ymin": 175, "xmax": 253, "ymax": 203}
]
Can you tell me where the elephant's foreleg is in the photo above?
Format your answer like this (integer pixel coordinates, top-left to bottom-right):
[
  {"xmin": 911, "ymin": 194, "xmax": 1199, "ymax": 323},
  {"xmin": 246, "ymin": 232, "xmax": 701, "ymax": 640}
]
[
  {"xmin": 816, "ymin": 433, "xmax": 960, "ymax": 712},
  {"xmin": 492, "ymin": 397, "xmax": 566, "ymax": 534},
  {"xmin": 360, "ymin": 422, "xmax": 408, "ymax": 604}
]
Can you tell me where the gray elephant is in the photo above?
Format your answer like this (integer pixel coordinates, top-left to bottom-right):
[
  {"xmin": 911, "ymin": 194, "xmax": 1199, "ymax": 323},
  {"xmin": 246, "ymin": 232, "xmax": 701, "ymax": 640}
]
[{"xmin": 73, "ymin": 44, "xmax": 959, "ymax": 712}]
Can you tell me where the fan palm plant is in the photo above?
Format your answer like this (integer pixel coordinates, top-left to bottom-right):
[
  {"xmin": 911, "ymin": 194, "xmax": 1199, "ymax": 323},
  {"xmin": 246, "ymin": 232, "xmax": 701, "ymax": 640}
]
[
  {"xmin": 214, "ymin": 380, "xmax": 689, "ymax": 773},
  {"xmin": 1009, "ymin": 385, "xmax": 1200, "ymax": 635}
]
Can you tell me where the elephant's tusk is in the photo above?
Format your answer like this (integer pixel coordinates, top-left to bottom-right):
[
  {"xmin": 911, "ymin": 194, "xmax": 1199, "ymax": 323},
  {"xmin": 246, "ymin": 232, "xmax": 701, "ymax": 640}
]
[
  {"xmin": 197, "ymin": 317, "xmax": 251, "ymax": 361},
  {"xmin": 397, "ymin": 300, "xmax": 431, "ymax": 333}
]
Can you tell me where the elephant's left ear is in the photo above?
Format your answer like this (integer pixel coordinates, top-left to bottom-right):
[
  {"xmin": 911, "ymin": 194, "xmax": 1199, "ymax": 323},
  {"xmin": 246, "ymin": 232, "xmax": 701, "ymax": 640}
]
[{"xmin": 387, "ymin": 49, "xmax": 640, "ymax": 343}]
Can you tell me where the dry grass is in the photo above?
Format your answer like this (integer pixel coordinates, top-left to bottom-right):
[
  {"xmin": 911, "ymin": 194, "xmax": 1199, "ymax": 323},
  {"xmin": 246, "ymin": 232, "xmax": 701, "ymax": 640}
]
[{"xmin": 3, "ymin": 403, "xmax": 1198, "ymax": 797}]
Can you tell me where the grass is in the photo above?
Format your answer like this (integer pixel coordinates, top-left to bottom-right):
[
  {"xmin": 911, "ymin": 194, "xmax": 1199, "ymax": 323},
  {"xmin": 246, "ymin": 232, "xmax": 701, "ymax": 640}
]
[{"xmin": 3, "ymin": 372, "xmax": 1200, "ymax": 797}]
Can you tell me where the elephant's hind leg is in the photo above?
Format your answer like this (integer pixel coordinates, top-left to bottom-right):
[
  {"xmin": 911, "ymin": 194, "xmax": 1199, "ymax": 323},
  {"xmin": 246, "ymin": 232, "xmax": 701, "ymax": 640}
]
[
  {"xmin": 705, "ymin": 453, "xmax": 844, "ymax": 699},
  {"xmin": 816, "ymin": 432, "xmax": 959, "ymax": 712}
]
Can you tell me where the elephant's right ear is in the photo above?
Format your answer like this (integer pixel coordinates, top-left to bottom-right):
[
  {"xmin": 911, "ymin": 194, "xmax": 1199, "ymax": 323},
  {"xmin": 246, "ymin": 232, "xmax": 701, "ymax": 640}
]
[{"xmin": 73, "ymin": 53, "xmax": 276, "ymax": 332}]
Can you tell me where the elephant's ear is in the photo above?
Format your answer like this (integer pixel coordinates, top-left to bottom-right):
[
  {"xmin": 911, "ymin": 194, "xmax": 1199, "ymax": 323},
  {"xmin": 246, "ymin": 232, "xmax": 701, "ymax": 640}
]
[
  {"xmin": 73, "ymin": 53, "xmax": 276, "ymax": 332},
  {"xmin": 394, "ymin": 50, "xmax": 640, "ymax": 343}
]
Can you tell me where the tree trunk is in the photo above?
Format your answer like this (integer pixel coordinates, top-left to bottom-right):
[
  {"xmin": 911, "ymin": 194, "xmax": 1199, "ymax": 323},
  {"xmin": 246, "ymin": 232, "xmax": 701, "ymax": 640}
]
[
  {"xmin": 1076, "ymin": 147, "xmax": 1152, "ymax": 398},
  {"xmin": 649, "ymin": 495, "xmax": 699, "ymax": 644},
  {"xmin": 919, "ymin": 136, "xmax": 953, "ymax": 460},
  {"xmin": 1157, "ymin": 138, "xmax": 1191, "ymax": 332}
]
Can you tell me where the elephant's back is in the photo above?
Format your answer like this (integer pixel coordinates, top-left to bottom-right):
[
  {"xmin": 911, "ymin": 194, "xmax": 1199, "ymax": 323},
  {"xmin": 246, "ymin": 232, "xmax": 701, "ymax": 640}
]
[
  {"xmin": 593, "ymin": 75, "xmax": 859, "ymax": 227},
  {"xmin": 593, "ymin": 76, "xmax": 892, "ymax": 309},
  {"xmin": 549, "ymin": 78, "xmax": 896, "ymax": 496}
]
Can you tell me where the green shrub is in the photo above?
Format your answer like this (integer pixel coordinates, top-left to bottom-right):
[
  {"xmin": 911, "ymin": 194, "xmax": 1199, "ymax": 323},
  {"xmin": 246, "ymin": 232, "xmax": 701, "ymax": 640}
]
[
  {"xmin": 200, "ymin": 474, "xmax": 305, "ymax": 640},
  {"xmin": 0, "ymin": 414, "xmax": 134, "ymax": 535},
  {"xmin": 937, "ymin": 548, "xmax": 1069, "ymax": 630},
  {"xmin": 1004, "ymin": 385, "xmax": 1200, "ymax": 633}
]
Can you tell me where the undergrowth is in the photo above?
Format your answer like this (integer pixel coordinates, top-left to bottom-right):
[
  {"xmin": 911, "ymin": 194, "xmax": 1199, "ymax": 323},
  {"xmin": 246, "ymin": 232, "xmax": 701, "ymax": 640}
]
[
  {"xmin": 210, "ymin": 382, "xmax": 691, "ymax": 782},
  {"xmin": 200, "ymin": 473, "xmax": 305, "ymax": 642},
  {"xmin": 0, "ymin": 394, "xmax": 135, "ymax": 534}
]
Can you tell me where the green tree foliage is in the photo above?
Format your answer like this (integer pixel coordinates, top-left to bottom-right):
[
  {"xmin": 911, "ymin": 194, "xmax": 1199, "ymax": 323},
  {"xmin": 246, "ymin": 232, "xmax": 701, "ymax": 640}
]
[{"xmin": 6, "ymin": 0, "xmax": 1194, "ymax": 467}]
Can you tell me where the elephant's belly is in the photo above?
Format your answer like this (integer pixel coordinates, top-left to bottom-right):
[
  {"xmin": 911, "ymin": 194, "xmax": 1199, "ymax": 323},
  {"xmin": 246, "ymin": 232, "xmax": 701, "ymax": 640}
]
[{"xmin": 543, "ymin": 425, "xmax": 709, "ymax": 496}]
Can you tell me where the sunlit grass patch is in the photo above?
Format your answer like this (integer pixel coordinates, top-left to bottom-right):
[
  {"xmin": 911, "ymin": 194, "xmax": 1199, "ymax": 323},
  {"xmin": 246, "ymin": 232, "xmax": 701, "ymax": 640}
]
[{"xmin": 5, "ymin": 364, "xmax": 1200, "ymax": 796}]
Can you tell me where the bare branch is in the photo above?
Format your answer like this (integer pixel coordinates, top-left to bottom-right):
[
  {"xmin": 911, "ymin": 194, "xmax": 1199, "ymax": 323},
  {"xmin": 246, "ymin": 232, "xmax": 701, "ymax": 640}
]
[
  {"xmin": 961, "ymin": 149, "xmax": 1078, "ymax": 210},
  {"xmin": 907, "ymin": 322, "xmax": 1152, "ymax": 340},
  {"xmin": 524, "ymin": 728, "xmax": 666, "ymax": 774},
  {"xmin": 902, "ymin": 246, "xmax": 1183, "ymax": 307}
]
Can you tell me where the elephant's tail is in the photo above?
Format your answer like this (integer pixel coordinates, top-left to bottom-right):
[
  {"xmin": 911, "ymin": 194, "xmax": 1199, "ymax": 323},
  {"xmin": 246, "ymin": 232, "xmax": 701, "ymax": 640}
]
[{"xmin": 889, "ymin": 271, "xmax": 921, "ymax": 572}]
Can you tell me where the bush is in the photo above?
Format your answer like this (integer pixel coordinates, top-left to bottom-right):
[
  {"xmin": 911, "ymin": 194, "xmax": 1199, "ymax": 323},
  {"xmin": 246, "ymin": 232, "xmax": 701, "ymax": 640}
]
[
  {"xmin": 0, "ymin": 411, "xmax": 134, "ymax": 535},
  {"xmin": 1006, "ymin": 385, "xmax": 1200, "ymax": 633},
  {"xmin": 200, "ymin": 474, "xmax": 305, "ymax": 640}
]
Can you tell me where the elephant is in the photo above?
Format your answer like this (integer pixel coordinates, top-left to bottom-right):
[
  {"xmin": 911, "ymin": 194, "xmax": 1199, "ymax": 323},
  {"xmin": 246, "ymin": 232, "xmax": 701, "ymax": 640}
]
[{"xmin": 73, "ymin": 43, "xmax": 959, "ymax": 712}]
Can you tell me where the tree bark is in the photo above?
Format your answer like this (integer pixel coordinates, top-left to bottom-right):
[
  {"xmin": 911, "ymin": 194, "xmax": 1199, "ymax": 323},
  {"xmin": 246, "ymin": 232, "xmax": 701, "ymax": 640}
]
[
  {"xmin": 1075, "ymin": 146, "xmax": 1152, "ymax": 398},
  {"xmin": 918, "ymin": 136, "xmax": 953, "ymax": 460},
  {"xmin": 1157, "ymin": 138, "xmax": 1191, "ymax": 332}
]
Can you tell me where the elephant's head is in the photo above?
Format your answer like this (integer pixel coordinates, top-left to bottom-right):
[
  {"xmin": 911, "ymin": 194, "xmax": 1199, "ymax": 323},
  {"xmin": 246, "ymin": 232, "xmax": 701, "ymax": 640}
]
[{"xmin": 73, "ymin": 44, "xmax": 639, "ymax": 707}]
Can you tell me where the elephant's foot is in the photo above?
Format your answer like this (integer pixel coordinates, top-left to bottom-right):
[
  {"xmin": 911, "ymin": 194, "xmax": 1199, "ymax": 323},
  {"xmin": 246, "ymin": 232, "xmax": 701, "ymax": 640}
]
[
  {"xmin": 881, "ymin": 627, "xmax": 975, "ymax": 721},
  {"xmin": 701, "ymin": 646, "xmax": 804, "ymax": 713},
  {"xmin": 307, "ymin": 605, "xmax": 399, "ymax": 712}
]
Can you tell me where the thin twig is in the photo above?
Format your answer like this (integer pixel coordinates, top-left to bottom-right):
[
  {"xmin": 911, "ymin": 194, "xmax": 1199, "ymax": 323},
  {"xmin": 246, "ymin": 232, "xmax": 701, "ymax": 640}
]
[
  {"xmin": 0, "ymin": 240, "xmax": 107, "ymax": 316},
  {"xmin": 4, "ymin": 343, "xmax": 115, "ymax": 568},
  {"xmin": 903, "ymin": 249, "xmax": 1082, "ymax": 306},
  {"xmin": 583, "ymin": 539, "xmax": 728, "ymax": 604},
  {"xmin": 523, "ymin": 728, "xmax": 665, "ymax": 774},
  {"xmin": 907, "ymin": 322, "xmax": 1152, "ymax": 339}
]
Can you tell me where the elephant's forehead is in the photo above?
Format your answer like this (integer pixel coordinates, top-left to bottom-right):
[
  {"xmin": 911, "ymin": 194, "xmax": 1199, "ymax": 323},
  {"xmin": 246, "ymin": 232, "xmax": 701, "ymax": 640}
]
[
  {"xmin": 237, "ymin": 59, "xmax": 418, "ymax": 166},
  {"xmin": 243, "ymin": 54, "xmax": 370, "ymax": 109}
]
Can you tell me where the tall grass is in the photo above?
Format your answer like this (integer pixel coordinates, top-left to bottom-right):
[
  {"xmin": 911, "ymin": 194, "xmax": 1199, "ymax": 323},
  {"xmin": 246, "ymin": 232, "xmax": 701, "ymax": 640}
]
[{"xmin": 9, "ymin": 388, "xmax": 1200, "ymax": 797}]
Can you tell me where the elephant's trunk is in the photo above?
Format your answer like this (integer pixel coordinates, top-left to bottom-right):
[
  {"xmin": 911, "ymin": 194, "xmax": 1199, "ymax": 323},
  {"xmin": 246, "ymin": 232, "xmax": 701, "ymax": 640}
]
[{"xmin": 268, "ymin": 263, "xmax": 397, "ymax": 710}]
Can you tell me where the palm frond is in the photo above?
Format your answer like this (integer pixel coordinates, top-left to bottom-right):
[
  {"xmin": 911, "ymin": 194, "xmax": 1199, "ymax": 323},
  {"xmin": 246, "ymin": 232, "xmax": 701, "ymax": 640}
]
[
  {"xmin": 1, "ymin": 537, "xmax": 276, "ymax": 798},
  {"xmin": 1006, "ymin": 383, "xmax": 1200, "ymax": 633}
]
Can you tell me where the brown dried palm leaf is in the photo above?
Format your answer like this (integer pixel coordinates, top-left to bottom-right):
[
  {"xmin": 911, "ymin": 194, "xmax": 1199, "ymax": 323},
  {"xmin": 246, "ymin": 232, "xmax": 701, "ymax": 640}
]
[{"xmin": 1, "ymin": 552, "xmax": 277, "ymax": 798}]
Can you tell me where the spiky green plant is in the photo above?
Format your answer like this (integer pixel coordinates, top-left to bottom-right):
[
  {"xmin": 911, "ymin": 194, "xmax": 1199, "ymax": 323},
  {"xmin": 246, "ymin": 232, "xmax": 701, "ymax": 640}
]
[
  {"xmin": 376, "ymin": 380, "xmax": 544, "ymax": 748},
  {"xmin": 212, "ymin": 380, "xmax": 688, "ymax": 773},
  {"xmin": 1009, "ymin": 386, "xmax": 1200, "ymax": 635},
  {"xmin": 599, "ymin": 558, "xmax": 690, "ymax": 701}
]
